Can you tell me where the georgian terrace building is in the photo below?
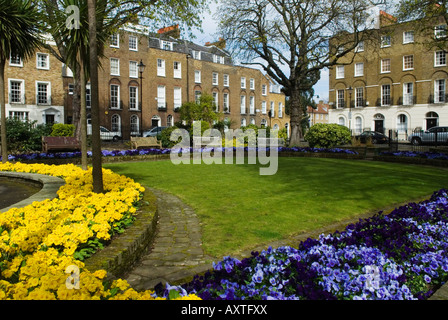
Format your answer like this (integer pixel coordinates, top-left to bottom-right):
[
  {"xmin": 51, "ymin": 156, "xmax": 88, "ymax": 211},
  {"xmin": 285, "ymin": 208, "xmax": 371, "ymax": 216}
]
[
  {"xmin": 328, "ymin": 11, "xmax": 448, "ymax": 140},
  {"xmin": 64, "ymin": 25, "xmax": 289, "ymax": 139},
  {"xmin": 3, "ymin": 25, "xmax": 288, "ymax": 140}
]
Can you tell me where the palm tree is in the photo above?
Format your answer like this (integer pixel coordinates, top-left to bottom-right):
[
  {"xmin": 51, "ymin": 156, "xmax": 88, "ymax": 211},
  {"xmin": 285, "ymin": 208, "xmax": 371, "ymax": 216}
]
[
  {"xmin": 44, "ymin": 0, "xmax": 109, "ymax": 171},
  {"xmin": 0, "ymin": 0, "xmax": 42, "ymax": 163}
]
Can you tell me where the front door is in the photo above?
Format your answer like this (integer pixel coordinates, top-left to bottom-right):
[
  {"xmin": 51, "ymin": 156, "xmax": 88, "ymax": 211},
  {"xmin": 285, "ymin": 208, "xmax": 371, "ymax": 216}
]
[
  {"xmin": 46, "ymin": 114, "xmax": 55, "ymax": 125},
  {"xmin": 374, "ymin": 120, "xmax": 384, "ymax": 134},
  {"xmin": 426, "ymin": 118, "xmax": 438, "ymax": 130}
]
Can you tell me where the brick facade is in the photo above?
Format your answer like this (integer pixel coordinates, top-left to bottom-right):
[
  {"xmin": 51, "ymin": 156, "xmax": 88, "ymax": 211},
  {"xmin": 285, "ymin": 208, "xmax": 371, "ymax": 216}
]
[{"xmin": 329, "ymin": 11, "xmax": 448, "ymax": 140}]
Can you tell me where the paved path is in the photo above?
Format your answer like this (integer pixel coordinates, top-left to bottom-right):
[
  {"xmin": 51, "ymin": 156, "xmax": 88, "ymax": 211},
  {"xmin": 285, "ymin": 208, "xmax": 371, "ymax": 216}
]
[{"xmin": 123, "ymin": 188, "xmax": 214, "ymax": 291}]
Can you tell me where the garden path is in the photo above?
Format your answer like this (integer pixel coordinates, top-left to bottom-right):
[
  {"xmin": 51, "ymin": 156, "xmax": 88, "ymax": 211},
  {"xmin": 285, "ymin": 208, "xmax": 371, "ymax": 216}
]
[{"xmin": 123, "ymin": 188, "xmax": 214, "ymax": 291}]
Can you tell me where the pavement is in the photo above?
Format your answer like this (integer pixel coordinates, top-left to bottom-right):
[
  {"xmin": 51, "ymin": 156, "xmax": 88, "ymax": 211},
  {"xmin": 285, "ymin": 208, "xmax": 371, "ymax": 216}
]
[{"xmin": 123, "ymin": 188, "xmax": 215, "ymax": 291}]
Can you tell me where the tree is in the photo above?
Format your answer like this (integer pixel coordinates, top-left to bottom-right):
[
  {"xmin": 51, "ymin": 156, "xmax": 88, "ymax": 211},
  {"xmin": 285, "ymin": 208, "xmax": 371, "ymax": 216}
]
[
  {"xmin": 217, "ymin": 0, "xmax": 385, "ymax": 146},
  {"xmin": 180, "ymin": 94, "xmax": 222, "ymax": 127},
  {"xmin": 0, "ymin": 0, "xmax": 42, "ymax": 163},
  {"xmin": 395, "ymin": 0, "xmax": 448, "ymax": 49}
]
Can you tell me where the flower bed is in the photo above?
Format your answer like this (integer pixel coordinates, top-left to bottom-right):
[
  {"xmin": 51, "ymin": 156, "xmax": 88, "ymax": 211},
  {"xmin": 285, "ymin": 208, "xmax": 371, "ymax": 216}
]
[
  {"xmin": 0, "ymin": 162, "xmax": 198, "ymax": 300},
  {"xmin": 4, "ymin": 147, "xmax": 358, "ymax": 163},
  {"xmin": 380, "ymin": 151, "xmax": 448, "ymax": 161},
  {"xmin": 158, "ymin": 189, "xmax": 448, "ymax": 300}
]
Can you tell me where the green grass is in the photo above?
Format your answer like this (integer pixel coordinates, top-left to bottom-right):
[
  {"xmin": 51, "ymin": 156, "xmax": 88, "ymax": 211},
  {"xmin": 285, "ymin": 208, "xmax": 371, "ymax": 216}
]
[{"xmin": 105, "ymin": 158, "xmax": 448, "ymax": 258}]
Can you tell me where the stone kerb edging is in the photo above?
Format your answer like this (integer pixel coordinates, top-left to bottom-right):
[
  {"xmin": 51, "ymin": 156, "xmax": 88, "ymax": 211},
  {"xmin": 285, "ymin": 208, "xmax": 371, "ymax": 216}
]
[
  {"xmin": 0, "ymin": 171, "xmax": 65, "ymax": 212},
  {"xmin": 83, "ymin": 189, "xmax": 159, "ymax": 281}
]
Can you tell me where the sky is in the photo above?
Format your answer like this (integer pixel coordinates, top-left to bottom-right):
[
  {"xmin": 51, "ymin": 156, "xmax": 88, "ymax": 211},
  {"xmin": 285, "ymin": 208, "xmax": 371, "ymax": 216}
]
[{"xmin": 190, "ymin": 1, "xmax": 330, "ymax": 103}]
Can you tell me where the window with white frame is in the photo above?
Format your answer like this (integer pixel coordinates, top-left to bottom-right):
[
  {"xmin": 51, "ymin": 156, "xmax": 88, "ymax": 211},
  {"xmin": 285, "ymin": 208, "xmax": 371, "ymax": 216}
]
[
  {"xmin": 381, "ymin": 35, "xmax": 391, "ymax": 47},
  {"xmin": 9, "ymin": 53, "xmax": 22, "ymax": 67},
  {"xmin": 435, "ymin": 25, "xmax": 447, "ymax": 39},
  {"xmin": 157, "ymin": 85, "xmax": 166, "ymax": 109},
  {"xmin": 157, "ymin": 59, "xmax": 165, "ymax": 77},
  {"xmin": 36, "ymin": 82, "xmax": 51, "ymax": 105},
  {"xmin": 37, "ymin": 53, "xmax": 50, "ymax": 70},
  {"xmin": 223, "ymin": 93, "xmax": 229, "ymax": 112},
  {"xmin": 336, "ymin": 65, "xmax": 345, "ymax": 79},
  {"xmin": 381, "ymin": 59, "xmax": 391, "ymax": 73},
  {"xmin": 336, "ymin": 89, "xmax": 345, "ymax": 108},
  {"xmin": 192, "ymin": 50, "xmax": 201, "ymax": 60},
  {"xmin": 110, "ymin": 58, "xmax": 120, "ymax": 76},
  {"xmin": 403, "ymin": 55, "xmax": 414, "ymax": 70},
  {"xmin": 220, "ymin": 56, "xmax": 225, "ymax": 64},
  {"xmin": 403, "ymin": 31, "xmax": 414, "ymax": 44},
  {"xmin": 397, "ymin": 114, "xmax": 408, "ymax": 133},
  {"xmin": 262, "ymin": 84, "xmax": 267, "ymax": 96},
  {"xmin": 110, "ymin": 33, "xmax": 119, "ymax": 47},
  {"xmin": 111, "ymin": 114, "xmax": 121, "ymax": 132},
  {"xmin": 130, "ymin": 115, "xmax": 139, "ymax": 134},
  {"xmin": 355, "ymin": 87, "xmax": 364, "ymax": 107},
  {"xmin": 355, "ymin": 41, "xmax": 364, "ymax": 52},
  {"xmin": 381, "ymin": 84, "xmax": 391, "ymax": 106},
  {"xmin": 110, "ymin": 85, "xmax": 120, "ymax": 109},
  {"xmin": 129, "ymin": 61, "xmax": 138, "ymax": 78},
  {"xmin": 194, "ymin": 90, "xmax": 201, "ymax": 103},
  {"xmin": 173, "ymin": 61, "xmax": 181, "ymax": 79},
  {"xmin": 223, "ymin": 74, "xmax": 229, "ymax": 87},
  {"xmin": 250, "ymin": 78, "xmax": 255, "ymax": 90},
  {"xmin": 241, "ymin": 118, "xmax": 246, "ymax": 127},
  {"xmin": 241, "ymin": 77, "xmax": 246, "ymax": 89},
  {"xmin": 435, "ymin": 51, "xmax": 447, "ymax": 67},
  {"xmin": 212, "ymin": 72, "xmax": 218, "ymax": 85},
  {"xmin": 250, "ymin": 118, "xmax": 255, "ymax": 125},
  {"xmin": 403, "ymin": 82, "xmax": 414, "ymax": 105},
  {"xmin": 68, "ymin": 83, "xmax": 74, "ymax": 95},
  {"xmin": 9, "ymin": 111, "xmax": 29, "ymax": 121},
  {"xmin": 261, "ymin": 101, "xmax": 267, "ymax": 114},
  {"xmin": 160, "ymin": 40, "xmax": 173, "ymax": 51},
  {"xmin": 129, "ymin": 86, "xmax": 138, "ymax": 110},
  {"xmin": 195, "ymin": 70, "xmax": 201, "ymax": 83},
  {"xmin": 9, "ymin": 79, "xmax": 24, "ymax": 104},
  {"xmin": 355, "ymin": 116, "xmax": 362, "ymax": 134},
  {"xmin": 249, "ymin": 96, "xmax": 255, "ymax": 114},
  {"xmin": 129, "ymin": 36, "xmax": 138, "ymax": 51},
  {"xmin": 213, "ymin": 54, "xmax": 219, "ymax": 63},
  {"xmin": 355, "ymin": 63, "xmax": 364, "ymax": 77},
  {"xmin": 213, "ymin": 92, "xmax": 219, "ymax": 111},
  {"xmin": 174, "ymin": 87, "xmax": 182, "ymax": 110},
  {"xmin": 86, "ymin": 84, "xmax": 91, "ymax": 108},
  {"xmin": 240, "ymin": 95, "xmax": 246, "ymax": 114},
  {"xmin": 278, "ymin": 102, "xmax": 283, "ymax": 118},
  {"xmin": 435, "ymin": 79, "xmax": 446, "ymax": 103}
]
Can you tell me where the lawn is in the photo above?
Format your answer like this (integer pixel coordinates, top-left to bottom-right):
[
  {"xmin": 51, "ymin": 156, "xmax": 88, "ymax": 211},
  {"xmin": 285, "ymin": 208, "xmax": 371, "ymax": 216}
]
[{"xmin": 105, "ymin": 158, "xmax": 448, "ymax": 258}]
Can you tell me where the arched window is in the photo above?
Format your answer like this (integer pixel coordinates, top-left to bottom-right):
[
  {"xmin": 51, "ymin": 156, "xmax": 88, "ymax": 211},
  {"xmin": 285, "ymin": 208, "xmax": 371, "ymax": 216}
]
[
  {"xmin": 261, "ymin": 119, "xmax": 267, "ymax": 128},
  {"xmin": 111, "ymin": 114, "xmax": 121, "ymax": 132},
  {"xmin": 338, "ymin": 117, "xmax": 346, "ymax": 126},
  {"xmin": 241, "ymin": 118, "xmax": 247, "ymax": 127},
  {"xmin": 130, "ymin": 115, "xmax": 139, "ymax": 135},
  {"xmin": 250, "ymin": 118, "xmax": 255, "ymax": 125},
  {"xmin": 167, "ymin": 115, "xmax": 173, "ymax": 127},
  {"xmin": 426, "ymin": 112, "xmax": 439, "ymax": 130},
  {"xmin": 273, "ymin": 124, "xmax": 279, "ymax": 130},
  {"xmin": 355, "ymin": 116, "xmax": 362, "ymax": 134},
  {"xmin": 397, "ymin": 114, "xmax": 408, "ymax": 133}
]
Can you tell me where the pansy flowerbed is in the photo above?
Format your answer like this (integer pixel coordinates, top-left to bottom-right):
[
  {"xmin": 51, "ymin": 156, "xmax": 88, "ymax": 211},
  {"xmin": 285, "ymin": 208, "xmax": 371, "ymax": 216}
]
[
  {"xmin": 0, "ymin": 162, "xmax": 199, "ymax": 300},
  {"xmin": 380, "ymin": 151, "xmax": 448, "ymax": 161},
  {"xmin": 158, "ymin": 189, "xmax": 448, "ymax": 300},
  {"xmin": 4, "ymin": 147, "xmax": 358, "ymax": 163}
]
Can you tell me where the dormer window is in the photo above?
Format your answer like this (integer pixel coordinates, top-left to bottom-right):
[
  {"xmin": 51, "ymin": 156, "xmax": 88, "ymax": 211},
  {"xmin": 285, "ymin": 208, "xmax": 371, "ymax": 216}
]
[{"xmin": 160, "ymin": 40, "xmax": 173, "ymax": 51}]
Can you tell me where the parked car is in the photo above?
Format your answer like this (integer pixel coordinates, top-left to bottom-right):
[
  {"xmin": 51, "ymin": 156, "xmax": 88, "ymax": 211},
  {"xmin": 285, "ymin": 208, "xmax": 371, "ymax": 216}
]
[
  {"xmin": 142, "ymin": 126, "xmax": 167, "ymax": 137},
  {"xmin": 355, "ymin": 131, "xmax": 390, "ymax": 144},
  {"xmin": 408, "ymin": 126, "xmax": 448, "ymax": 145},
  {"xmin": 99, "ymin": 126, "xmax": 121, "ymax": 142}
]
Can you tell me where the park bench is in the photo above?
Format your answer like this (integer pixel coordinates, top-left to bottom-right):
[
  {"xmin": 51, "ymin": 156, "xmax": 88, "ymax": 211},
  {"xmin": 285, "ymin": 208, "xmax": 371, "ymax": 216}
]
[
  {"xmin": 42, "ymin": 136, "xmax": 81, "ymax": 153},
  {"xmin": 130, "ymin": 136, "xmax": 162, "ymax": 149}
]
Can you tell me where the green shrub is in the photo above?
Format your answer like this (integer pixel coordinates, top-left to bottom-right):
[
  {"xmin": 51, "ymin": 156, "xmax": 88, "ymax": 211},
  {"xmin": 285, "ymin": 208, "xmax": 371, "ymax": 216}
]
[
  {"xmin": 304, "ymin": 123, "xmax": 351, "ymax": 148},
  {"xmin": 159, "ymin": 126, "xmax": 180, "ymax": 148},
  {"xmin": 5, "ymin": 118, "xmax": 52, "ymax": 152},
  {"xmin": 50, "ymin": 123, "xmax": 75, "ymax": 137}
]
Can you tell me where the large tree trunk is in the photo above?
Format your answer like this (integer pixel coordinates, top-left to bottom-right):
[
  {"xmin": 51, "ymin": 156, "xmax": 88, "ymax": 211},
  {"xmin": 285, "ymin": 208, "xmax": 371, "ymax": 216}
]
[
  {"xmin": 0, "ymin": 59, "xmax": 7, "ymax": 163},
  {"xmin": 288, "ymin": 86, "xmax": 305, "ymax": 147},
  {"xmin": 80, "ymin": 59, "xmax": 88, "ymax": 170},
  {"xmin": 88, "ymin": 0, "xmax": 103, "ymax": 193}
]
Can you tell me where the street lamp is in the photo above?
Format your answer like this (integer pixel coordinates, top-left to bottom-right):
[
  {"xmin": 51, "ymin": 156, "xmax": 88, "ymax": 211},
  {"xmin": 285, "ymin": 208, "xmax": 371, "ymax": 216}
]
[
  {"xmin": 138, "ymin": 60, "xmax": 146, "ymax": 136},
  {"xmin": 347, "ymin": 86, "xmax": 353, "ymax": 133}
]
